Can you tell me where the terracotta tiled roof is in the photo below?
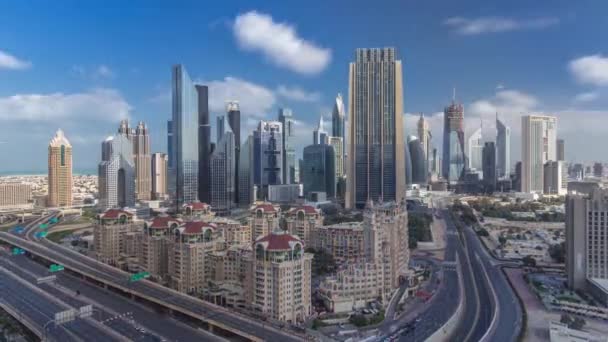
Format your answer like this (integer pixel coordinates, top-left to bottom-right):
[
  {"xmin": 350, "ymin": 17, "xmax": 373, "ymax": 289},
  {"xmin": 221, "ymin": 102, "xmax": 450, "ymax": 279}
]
[
  {"xmin": 148, "ymin": 216, "xmax": 181, "ymax": 229},
  {"xmin": 255, "ymin": 231, "xmax": 301, "ymax": 251},
  {"xmin": 252, "ymin": 203, "xmax": 277, "ymax": 213},
  {"xmin": 181, "ymin": 221, "xmax": 216, "ymax": 234},
  {"xmin": 183, "ymin": 202, "xmax": 210, "ymax": 211},
  {"xmin": 100, "ymin": 209, "xmax": 133, "ymax": 219},
  {"xmin": 288, "ymin": 205, "xmax": 318, "ymax": 215}
]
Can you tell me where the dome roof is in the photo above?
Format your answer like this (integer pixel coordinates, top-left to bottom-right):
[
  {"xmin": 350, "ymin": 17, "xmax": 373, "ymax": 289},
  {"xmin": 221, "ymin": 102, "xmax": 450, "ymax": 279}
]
[{"xmin": 255, "ymin": 231, "xmax": 302, "ymax": 251}]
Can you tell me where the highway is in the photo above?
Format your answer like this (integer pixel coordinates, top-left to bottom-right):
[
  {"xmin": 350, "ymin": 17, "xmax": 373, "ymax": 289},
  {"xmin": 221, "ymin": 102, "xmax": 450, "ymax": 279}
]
[
  {"xmin": 0, "ymin": 264, "xmax": 123, "ymax": 341},
  {"xmin": 1, "ymin": 212, "xmax": 302, "ymax": 342},
  {"xmin": 0, "ymin": 249, "xmax": 226, "ymax": 341}
]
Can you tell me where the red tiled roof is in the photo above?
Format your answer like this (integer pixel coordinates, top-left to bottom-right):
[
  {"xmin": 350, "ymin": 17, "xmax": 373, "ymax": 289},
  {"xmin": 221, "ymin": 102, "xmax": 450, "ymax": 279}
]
[
  {"xmin": 148, "ymin": 216, "xmax": 181, "ymax": 229},
  {"xmin": 183, "ymin": 202, "xmax": 210, "ymax": 210},
  {"xmin": 255, "ymin": 232, "xmax": 301, "ymax": 251},
  {"xmin": 100, "ymin": 209, "xmax": 133, "ymax": 219},
  {"xmin": 288, "ymin": 205, "xmax": 318, "ymax": 215},
  {"xmin": 253, "ymin": 203, "xmax": 277, "ymax": 213},
  {"xmin": 181, "ymin": 221, "xmax": 216, "ymax": 234}
]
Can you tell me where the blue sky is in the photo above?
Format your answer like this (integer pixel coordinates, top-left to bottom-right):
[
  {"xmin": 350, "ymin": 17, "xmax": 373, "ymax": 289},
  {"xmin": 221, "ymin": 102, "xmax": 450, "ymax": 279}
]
[{"xmin": 1, "ymin": 0, "xmax": 607, "ymax": 173}]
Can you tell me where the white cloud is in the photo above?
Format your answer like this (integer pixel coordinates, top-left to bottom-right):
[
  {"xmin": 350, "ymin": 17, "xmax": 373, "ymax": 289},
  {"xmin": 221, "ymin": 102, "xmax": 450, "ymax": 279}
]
[
  {"xmin": 569, "ymin": 55, "xmax": 608, "ymax": 86},
  {"xmin": 276, "ymin": 85, "xmax": 320, "ymax": 102},
  {"xmin": 71, "ymin": 64, "xmax": 116, "ymax": 80},
  {"xmin": 206, "ymin": 76, "xmax": 276, "ymax": 117},
  {"xmin": 444, "ymin": 16, "xmax": 558, "ymax": 35},
  {"xmin": 573, "ymin": 91, "xmax": 599, "ymax": 103},
  {"xmin": 0, "ymin": 50, "xmax": 31, "ymax": 70},
  {"xmin": 233, "ymin": 11, "xmax": 331, "ymax": 75},
  {"xmin": 0, "ymin": 88, "xmax": 131, "ymax": 122}
]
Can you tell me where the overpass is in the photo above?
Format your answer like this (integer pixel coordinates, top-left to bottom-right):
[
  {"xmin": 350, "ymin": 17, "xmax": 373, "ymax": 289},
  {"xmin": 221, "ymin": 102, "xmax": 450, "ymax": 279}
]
[{"xmin": 0, "ymin": 231, "xmax": 302, "ymax": 342}]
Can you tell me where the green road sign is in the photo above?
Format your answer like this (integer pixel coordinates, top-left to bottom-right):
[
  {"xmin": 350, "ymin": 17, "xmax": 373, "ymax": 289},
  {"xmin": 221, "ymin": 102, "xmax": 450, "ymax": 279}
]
[
  {"xmin": 12, "ymin": 247, "xmax": 25, "ymax": 255},
  {"xmin": 49, "ymin": 217, "xmax": 59, "ymax": 224},
  {"xmin": 129, "ymin": 271, "xmax": 150, "ymax": 282},
  {"xmin": 39, "ymin": 223, "xmax": 49, "ymax": 230},
  {"xmin": 49, "ymin": 264, "xmax": 64, "ymax": 272},
  {"xmin": 35, "ymin": 231, "xmax": 48, "ymax": 238}
]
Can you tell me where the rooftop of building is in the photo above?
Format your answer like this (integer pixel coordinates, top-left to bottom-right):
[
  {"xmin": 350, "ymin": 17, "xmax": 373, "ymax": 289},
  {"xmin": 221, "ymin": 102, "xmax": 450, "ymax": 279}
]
[
  {"xmin": 255, "ymin": 230, "xmax": 302, "ymax": 251},
  {"xmin": 251, "ymin": 203, "xmax": 278, "ymax": 213},
  {"xmin": 98, "ymin": 209, "xmax": 133, "ymax": 219},
  {"xmin": 182, "ymin": 202, "xmax": 211, "ymax": 211},
  {"xmin": 287, "ymin": 205, "xmax": 319, "ymax": 215},
  {"xmin": 146, "ymin": 216, "xmax": 182, "ymax": 229},
  {"xmin": 179, "ymin": 221, "xmax": 216, "ymax": 235}
]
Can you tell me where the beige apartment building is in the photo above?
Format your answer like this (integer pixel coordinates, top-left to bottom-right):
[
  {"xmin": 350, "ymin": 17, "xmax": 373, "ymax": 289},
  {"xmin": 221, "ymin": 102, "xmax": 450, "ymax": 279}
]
[
  {"xmin": 151, "ymin": 152, "xmax": 168, "ymax": 200},
  {"xmin": 141, "ymin": 216, "xmax": 182, "ymax": 281},
  {"xmin": 93, "ymin": 209, "xmax": 139, "ymax": 267},
  {"xmin": 212, "ymin": 217, "xmax": 251, "ymax": 246},
  {"xmin": 252, "ymin": 231, "xmax": 313, "ymax": 323},
  {"xmin": 182, "ymin": 202, "xmax": 215, "ymax": 220},
  {"xmin": 0, "ymin": 183, "xmax": 32, "ymax": 208},
  {"xmin": 48, "ymin": 129, "xmax": 73, "ymax": 207},
  {"xmin": 168, "ymin": 221, "xmax": 219, "ymax": 294},
  {"xmin": 248, "ymin": 203, "xmax": 280, "ymax": 240},
  {"xmin": 319, "ymin": 200, "xmax": 409, "ymax": 312},
  {"xmin": 206, "ymin": 245, "xmax": 253, "ymax": 309},
  {"xmin": 284, "ymin": 205, "xmax": 323, "ymax": 247},
  {"xmin": 311, "ymin": 222, "xmax": 365, "ymax": 263}
]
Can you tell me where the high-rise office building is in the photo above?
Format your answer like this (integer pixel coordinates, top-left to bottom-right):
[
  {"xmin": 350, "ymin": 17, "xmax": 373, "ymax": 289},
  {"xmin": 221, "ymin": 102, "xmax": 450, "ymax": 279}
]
[
  {"xmin": 48, "ymin": 129, "xmax": 73, "ymax": 207},
  {"xmin": 407, "ymin": 136, "xmax": 427, "ymax": 185},
  {"xmin": 278, "ymin": 108, "xmax": 296, "ymax": 184},
  {"xmin": 196, "ymin": 84, "xmax": 210, "ymax": 204},
  {"xmin": 302, "ymin": 143, "xmax": 336, "ymax": 198},
  {"xmin": 482, "ymin": 142, "xmax": 496, "ymax": 193},
  {"xmin": 313, "ymin": 116, "xmax": 328, "ymax": 145},
  {"xmin": 417, "ymin": 113, "xmax": 432, "ymax": 171},
  {"xmin": 328, "ymin": 136, "xmax": 344, "ymax": 179},
  {"xmin": 151, "ymin": 153, "xmax": 168, "ymax": 200},
  {"xmin": 593, "ymin": 163, "xmax": 604, "ymax": 178},
  {"xmin": 467, "ymin": 125, "xmax": 483, "ymax": 172},
  {"xmin": 346, "ymin": 47, "xmax": 405, "ymax": 209},
  {"xmin": 98, "ymin": 134, "xmax": 135, "ymax": 209},
  {"xmin": 557, "ymin": 139, "xmax": 565, "ymax": 161},
  {"xmin": 171, "ymin": 65, "xmax": 200, "ymax": 207},
  {"xmin": 133, "ymin": 121, "xmax": 152, "ymax": 200},
  {"xmin": 442, "ymin": 93, "xmax": 466, "ymax": 183},
  {"xmin": 543, "ymin": 161, "xmax": 566, "ymax": 195},
  {"xmin": 521, "ymin": 115, "xmax": 557, "ymax": 193},
  {"xmin": 253, "ymin": 121, "xmax": 283, "ymax": 199},
  {"xmin": 566, "ymin": 187, "xmax": 608, "ymax": 301},
  {"xmin": 216, "ymin": 115, "xmax": 225, "ymax": 143},
  {"xmin": 227, "ymin": 101, "xmax": 241, "ymax": 203},
  {"xmin": 404, "ymin": 141, "xmax": 412, "ymax": 186},
  {"xmin": 332, "ymin": 93, "xmax": 346, "ymax": 158},
  {"xmin": 210, "ymin": 130, "xmax": 235, "ymax": 215},
  {"xmin": 238, "ymin": 135, "xmax": 255, "ymax": 206},
  {"xmin": 513, "ymin": 161, "xmax": 522, "ymax": 192},
  {"xmin": 496, "ymin": 114, "xmax": 511, "ymax": 179}
]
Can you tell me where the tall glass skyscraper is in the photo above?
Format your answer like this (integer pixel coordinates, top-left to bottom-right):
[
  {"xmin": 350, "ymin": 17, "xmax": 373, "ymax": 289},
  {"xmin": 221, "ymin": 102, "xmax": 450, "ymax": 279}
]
[
  {"xmin": 346, "ymin": 48, "xmax": 405, "ymax": 209},
  {"xmin": 210, "ymin": 130, "xmax": 235, "ymax": 215},
  {"xmin": 332, "ymin": 93, "xmax": 346, "ymax": 157},
  {"xmin": 278, "ymin": 108, "xmax": 296, "ymax": 184},
  {"xmin": 302, "ymin": 144, "xmax": 335, "ymax": 198},
  {"xmin": 253, "ymin": 121, "xmax": 283, "ymax": 198},
  {"xmin": 442, "ymin": 98, "xmax": 466, "ymax": 183},
  {"xmin": 171, "ymin": 65, "xmax": 199, "ymax": 206},
  {"xmin": 467, "ymin": 125, "xmax": 483, "ymax": 172},
  {"xmin": 227, "ymin": 101, "xmax": 241, "ymax": 203},
  {"xmin": 98, "ymin": 134, "xmax": 135, "ymax": 209},
  {"xmin": 496, "ymin": 114, "xmax": 511, "ymax": 179},
  {"xmin": 521, "ymin": 115, "xmax": 557, "ymax": 193},
  {"xmin": 408, "ymin": 136, "xmax": 427, "ymax": 185}
]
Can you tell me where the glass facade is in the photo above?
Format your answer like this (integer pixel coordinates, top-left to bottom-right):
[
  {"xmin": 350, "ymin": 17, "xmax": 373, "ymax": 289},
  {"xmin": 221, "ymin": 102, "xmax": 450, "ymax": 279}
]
[
  {"xmin": 302, "ymin": 144, "xmax": 336, "ymax": 198},
  {"xmin": 496, "ymin": 117, "xmax": 510, "ymax": 179},
  {"xmin": 171, "ymin": 65, "xmax": 199, "ymax": 206},
  {"xmin": 278, "ymin": 108, "xmax": 296, "ymax": 184},
  {"xmin": 442, "ymin": 102, "xmax": 466, "ymax": 183}
]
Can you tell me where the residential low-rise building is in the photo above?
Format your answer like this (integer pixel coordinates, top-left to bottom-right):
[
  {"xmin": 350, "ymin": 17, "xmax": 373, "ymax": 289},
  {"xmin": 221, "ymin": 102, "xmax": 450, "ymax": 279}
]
[
  {"xmin": 284, "ymin": 205, "xmax": 323, "ymax": 247},
  {"xmin": 141, "ymin": 216, "xmax": 181, "ymax": 281},
  {"xmin": 252, "ymin": 231, "xmax": 313, "ymax": 323}
]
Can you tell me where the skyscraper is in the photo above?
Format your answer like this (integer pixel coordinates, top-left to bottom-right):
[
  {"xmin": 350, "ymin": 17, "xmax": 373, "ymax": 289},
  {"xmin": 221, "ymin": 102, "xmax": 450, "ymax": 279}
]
[
  {"xmin": 48, "ymin": 129, "xmax": 73, "ymax": 207},
  {"xmin": 442, "ymin": 92, "xmax": 466, "ymax": 183},
  {"xmin": 332, "ymin": 93, "xmax": 346, "ymax": 156},
  {"xmin": 313, "ymin": 116, "xmax": 328, "ymax": 145},
  {"xmin": 238, "ymin": 135, "xmax": 255, "ymax": 206},
  {"xmin": 216, "ymin": 115, "xmax": 225, "ymax": 143},
  {"xmin": 227, "ymin": 101, "xmax": 241, "ymax": 203},
  {"xmin": 482, "ymin": 142, "xmax": 496, "ymax": 193},
  {"xmin": 328, "ymin": 136, "xmax": 344, "ymax": 179},
  {"xmin": 151, "ymin": 152, "xmax": 168, "ymax": 200},
  {"xmin": 467, "ymin": 124, "xmax": 483, "ymax": 172},
  {"xmin": 302, "ymin": 143, "xmax": 336, "ymax": 198},
  {"xmin": 543, "ymin": 161, "xmax": 566, "ymax": 195},
  {"xmin": 407, "ymin": 136, "xmax": 427, "ymax": 185},
  {"xmin": 133, "ymin": 121, "xmax": 152, "ymax": 200},
  {"xmin": 521, "ymin": 115, "xmax": 557, "ymax": 193},
  {"xmin": 346, "ymin": 47, "xmax": 405, "ymax": 209},
  {"xmin": 196, "ymin": 84, "xmax": 210, "ymax": 204},
  {"xmin": 496, "ymin": 114, "xmax": 511, "ymax": 179},
  {"xmin": 253, "ymin": 121, "xmax": 283, "ymax": 198},
  {"xmin": 210, "ymin": 130, "xmax": 235, "ymax": 215},
  {"xmin": 171, "ymin": 65, "xmax": 200, "ymax": 206},
  {"xmin": 417, "ymin": 113, "xmax": 432, "ymax": 172},
  {"xmin": 593, "ymin": 162, "xmax": 604, "ymax": 178},
  {"xmin": 98, "ymin": 134, "xmax": 135, "ymax": 209},
  {"xmin": 557, "ymin": 138, "xmax": 565, "ymax": 161},
  {"xmin": 278, "ymin": 108, "xmax": 296, "ymax": 184}
]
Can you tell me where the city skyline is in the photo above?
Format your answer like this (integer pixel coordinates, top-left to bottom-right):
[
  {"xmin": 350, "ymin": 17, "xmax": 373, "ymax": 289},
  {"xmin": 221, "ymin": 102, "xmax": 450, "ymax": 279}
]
[{"xmin": 2, "ymin": 2, "xmax": 608, "ymax": 172}]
